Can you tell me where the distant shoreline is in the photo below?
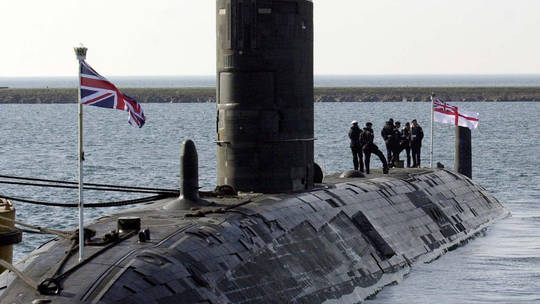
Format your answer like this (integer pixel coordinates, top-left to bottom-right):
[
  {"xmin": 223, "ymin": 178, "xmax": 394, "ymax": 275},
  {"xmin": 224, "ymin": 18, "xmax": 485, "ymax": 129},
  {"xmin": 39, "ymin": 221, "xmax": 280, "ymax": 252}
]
[{"xmin": 1, "ymin": 87, "xmax": 540, "ymax": 103}]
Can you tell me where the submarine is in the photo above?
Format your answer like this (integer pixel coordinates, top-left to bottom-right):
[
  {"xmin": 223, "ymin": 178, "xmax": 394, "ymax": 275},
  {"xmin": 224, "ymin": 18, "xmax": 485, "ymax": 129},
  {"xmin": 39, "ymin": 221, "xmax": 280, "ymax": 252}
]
[{"xmin": 0, "ymin": 0, "xmax": 508, "ymax": 303}]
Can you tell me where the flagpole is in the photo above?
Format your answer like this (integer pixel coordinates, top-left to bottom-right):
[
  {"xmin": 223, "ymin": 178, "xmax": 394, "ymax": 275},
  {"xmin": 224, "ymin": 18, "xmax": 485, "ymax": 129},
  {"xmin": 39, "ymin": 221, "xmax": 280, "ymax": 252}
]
[
  {"xmin": 430, "ymin": 93, "xmax": 435, "ymax": 168},
  {"xmin": 74, "ymin": 45, "xmax": 87, "ymax": 262}
]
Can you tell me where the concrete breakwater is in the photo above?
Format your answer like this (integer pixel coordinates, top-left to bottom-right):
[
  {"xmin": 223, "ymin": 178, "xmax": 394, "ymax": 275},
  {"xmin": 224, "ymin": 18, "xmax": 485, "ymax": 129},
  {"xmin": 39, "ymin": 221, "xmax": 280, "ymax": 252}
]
[{"xmin": 1, "ymin": 87, "xmax": 540, "ymax": 103}]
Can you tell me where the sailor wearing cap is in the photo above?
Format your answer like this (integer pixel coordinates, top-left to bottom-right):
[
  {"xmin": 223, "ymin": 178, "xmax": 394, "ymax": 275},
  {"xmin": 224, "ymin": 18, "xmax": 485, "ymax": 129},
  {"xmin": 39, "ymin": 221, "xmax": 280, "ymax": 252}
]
[
  {"xmin": 381, "ymin": 118, "xmax": 395, "ymax": 167},
  {"xmin": 348, "ymin": 120, "xmax": 364, "ymax": 172},
  {"xmin": 391, "ymin": 121, "xmax": 402, "ymax": 164}
]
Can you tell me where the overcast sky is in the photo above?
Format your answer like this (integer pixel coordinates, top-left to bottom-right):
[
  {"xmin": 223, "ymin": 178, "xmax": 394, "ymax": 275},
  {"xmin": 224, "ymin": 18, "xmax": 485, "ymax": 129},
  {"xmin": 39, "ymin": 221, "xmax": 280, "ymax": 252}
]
[{"xmin": 1, "ymin": 0, "xmax": 539, "ymax": 76}]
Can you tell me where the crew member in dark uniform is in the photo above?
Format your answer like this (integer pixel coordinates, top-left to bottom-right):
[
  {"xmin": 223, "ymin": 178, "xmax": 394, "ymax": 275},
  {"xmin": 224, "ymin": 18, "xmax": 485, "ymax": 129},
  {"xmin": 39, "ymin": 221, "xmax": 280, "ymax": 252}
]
[
  {"xmin": 348, "ymin": 120, "xmax": 363, "ymax": 172},
  {"xmin": 400, "ymin": 122, "xmax": 412, "ymax": 167},
  {"xmin": 381, "ymin": 118, "xmax": 394, "ymax": 167},
  {"xmin": 391, "ymin": 121, "xmax": 402, "ymax": 165},
  {"xmin": 362, "ymin": 122, "xmax": 389, "ymax": 174},
  {"xmin": 411, "ymin": 119, "xmax": 424, "ymax": 168}
]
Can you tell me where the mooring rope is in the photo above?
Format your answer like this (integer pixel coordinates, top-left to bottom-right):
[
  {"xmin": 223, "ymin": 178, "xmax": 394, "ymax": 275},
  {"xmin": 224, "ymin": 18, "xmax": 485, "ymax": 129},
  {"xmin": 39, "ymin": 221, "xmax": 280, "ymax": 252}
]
[
  {"xmin": 0, "ymin": 174, "xmax": 179, "ymax": 194},
  {"xmin": 0, "ymin": 223, "xmax": 41, "ymax": 236},
  {"xmin": 38, "ymin": 230, "xmax": 139, "ymax": 295},
  {"xmin": 0, "ymin": 259, "xmax": 39, "ymax": 291},
  {"xmin": 0, "ymin": 224, "xmax": 45, "ymax": 235},
  {"xmin": 0, "ymin": 193, "xmax": 174, "ymax": 208},
  {"xmin": 0, "ymin": 180, "xmax": 179, "ymax": 195},
  {"xmin": 0, "ymin": 215, "xmax": 72, "ymax": 238},
  {"xmin": 0, "ymin": 223, "xmax": 139, "ymax": 295},
  {"xmin": 0, "ymin": 175, "xmax": 182, "ymax": 294}
]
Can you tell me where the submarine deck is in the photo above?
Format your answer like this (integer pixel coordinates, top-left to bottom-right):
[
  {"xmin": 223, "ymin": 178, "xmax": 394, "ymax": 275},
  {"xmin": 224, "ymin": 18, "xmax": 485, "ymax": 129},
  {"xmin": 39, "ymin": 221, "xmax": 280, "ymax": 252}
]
[
  {"xmin": 323, "ymin": 167, "xmax": 433, "ymax": 184},
  {"xmin": 0, "ymin": 168, "xmax": 508, "ymax": 304}
]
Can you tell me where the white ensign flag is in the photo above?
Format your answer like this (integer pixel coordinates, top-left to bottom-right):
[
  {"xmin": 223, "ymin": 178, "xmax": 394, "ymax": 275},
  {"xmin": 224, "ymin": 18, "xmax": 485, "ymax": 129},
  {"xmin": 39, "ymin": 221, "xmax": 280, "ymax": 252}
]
[{"xmin": 433, "ymin": 99, "xmax": 479, "ymax": 129}]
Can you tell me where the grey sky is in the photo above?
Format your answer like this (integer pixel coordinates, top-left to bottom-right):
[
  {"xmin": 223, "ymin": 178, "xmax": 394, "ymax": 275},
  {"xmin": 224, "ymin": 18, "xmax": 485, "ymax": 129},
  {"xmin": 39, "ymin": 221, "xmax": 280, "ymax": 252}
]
[{"xmin": 1, "ymin": 0, "xmax": 539, "ymax": 76}]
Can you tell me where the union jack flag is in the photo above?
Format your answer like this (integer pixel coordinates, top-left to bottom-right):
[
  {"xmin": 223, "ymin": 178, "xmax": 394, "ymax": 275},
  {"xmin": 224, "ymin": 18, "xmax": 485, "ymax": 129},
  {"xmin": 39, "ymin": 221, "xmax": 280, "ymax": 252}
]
[
  {"xmin": 433, "ymin": 98, "xmax": 479, "ymax": 129},
  {"xmin": 79, "ymin": 61, "xmax": 146, "ymax": 128},
  {"xmin": 433, "ymin": 98, "xmax": 458, "ymax": 115}
]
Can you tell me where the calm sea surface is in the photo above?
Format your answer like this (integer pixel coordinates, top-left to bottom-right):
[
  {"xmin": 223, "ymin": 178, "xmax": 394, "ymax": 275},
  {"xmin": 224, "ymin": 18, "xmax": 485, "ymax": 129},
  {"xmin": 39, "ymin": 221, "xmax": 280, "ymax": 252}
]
[{"xmin": 0, "ymin": 102, "xmax": 538, "ymax": 303}]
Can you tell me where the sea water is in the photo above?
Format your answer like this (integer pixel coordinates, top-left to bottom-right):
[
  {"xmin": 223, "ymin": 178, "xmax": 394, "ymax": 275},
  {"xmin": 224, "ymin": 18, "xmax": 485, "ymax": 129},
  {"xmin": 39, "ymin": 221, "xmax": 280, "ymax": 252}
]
[{"xmin": 0, "ymin": 102, "xmax": 538, "ymax": 303}]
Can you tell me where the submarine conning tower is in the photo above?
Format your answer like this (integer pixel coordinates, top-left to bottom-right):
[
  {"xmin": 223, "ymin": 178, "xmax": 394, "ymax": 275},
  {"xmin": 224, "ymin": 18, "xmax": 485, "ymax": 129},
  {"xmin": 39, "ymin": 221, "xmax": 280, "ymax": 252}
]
[{"xmin": 216, "ymin": 0, "xmax": 314, "ymax": 193}]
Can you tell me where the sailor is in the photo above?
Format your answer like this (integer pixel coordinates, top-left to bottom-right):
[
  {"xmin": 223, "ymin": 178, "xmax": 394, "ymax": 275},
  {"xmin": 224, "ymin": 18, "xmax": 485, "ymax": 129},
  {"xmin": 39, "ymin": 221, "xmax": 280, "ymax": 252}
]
[
  {"xmin": 391, "ymin": 121, "xmax": 402, "ymax": 165},
  {"xmin": 381, "ymin": 118, "xmax": 395, "ymax": 167},
  {"xmin": 362, "ymin": 122, "xmax": 389, "ymax": 174},
  {"xmin": 400, "ymin": 122, "xmax": 412, "ymax": 167},
  {"xmin": 348, "ymin": 120, "xmax": 364, "ymax": 172},
  {"xmin": 411, "ymin": 119, "xmax": 424, "ymax": 167}
]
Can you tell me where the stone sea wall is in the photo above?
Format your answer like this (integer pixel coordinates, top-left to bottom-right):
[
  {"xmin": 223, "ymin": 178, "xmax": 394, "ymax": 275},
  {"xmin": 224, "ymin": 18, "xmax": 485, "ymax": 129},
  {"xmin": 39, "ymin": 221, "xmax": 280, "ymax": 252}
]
[{"xmin": 1, "ymin": 87, "xmax": 540, "ymax": 104}]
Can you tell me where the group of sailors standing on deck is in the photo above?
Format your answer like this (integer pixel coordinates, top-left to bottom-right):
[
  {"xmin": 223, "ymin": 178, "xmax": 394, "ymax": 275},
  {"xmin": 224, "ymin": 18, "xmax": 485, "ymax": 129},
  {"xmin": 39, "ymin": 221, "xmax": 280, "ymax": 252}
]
[{"xmin": 349, "ymin": 118, "xmax": 424, "ymax": 174}]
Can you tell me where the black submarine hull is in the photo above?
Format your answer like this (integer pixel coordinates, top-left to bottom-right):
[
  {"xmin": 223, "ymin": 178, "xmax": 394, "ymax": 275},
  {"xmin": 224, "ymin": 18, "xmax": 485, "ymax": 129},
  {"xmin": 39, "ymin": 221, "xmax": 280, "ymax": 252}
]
[{"xmin": 0, "ymin": 168, "xmax": 508, "ymax": 303}]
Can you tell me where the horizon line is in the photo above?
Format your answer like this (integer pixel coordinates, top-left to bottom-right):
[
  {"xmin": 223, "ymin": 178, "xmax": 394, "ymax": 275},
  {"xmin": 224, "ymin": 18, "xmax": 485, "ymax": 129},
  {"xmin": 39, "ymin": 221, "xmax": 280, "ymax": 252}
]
[{"xmin": 2, "ymin": 73, "xmax": 540, "ymax": 79}]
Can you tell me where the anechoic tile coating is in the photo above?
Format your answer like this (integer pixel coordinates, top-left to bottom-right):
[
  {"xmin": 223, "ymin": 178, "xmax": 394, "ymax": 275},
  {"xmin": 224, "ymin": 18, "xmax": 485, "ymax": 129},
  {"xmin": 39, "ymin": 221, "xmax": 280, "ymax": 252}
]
[{"xmin": 0, "ymin": 169, "xmax": 508, "ymax": 304}]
